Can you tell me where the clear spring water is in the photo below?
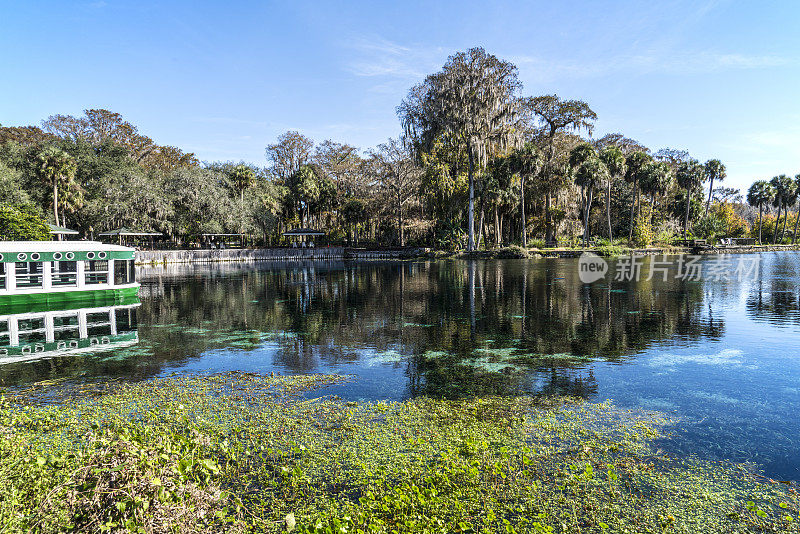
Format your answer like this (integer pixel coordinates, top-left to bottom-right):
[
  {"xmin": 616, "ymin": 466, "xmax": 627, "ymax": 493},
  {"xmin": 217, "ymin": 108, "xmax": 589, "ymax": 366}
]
[{"xmin": 2, "ymin": 253, "xmax": 800, "ymax": 480}]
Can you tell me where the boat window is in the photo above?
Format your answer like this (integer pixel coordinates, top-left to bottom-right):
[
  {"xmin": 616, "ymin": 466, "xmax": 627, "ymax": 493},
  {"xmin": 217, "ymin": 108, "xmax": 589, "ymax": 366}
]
[
  {"xmin": 53, "ymin": 313, "xmax": 80, "ymax": 342},
  {"xmin": 51, "ymin": 261, "xmax": 78, "ymax": 287},
  {"xmin": 17, "ymin": 317, "xmax": 46, "ymax": 345},
  {"xmin": 0, "ymin": 263, "xmax": 5, "ymax": 290},
  {"xmin": 15, "ymin": 262, "xmax": 43, "ymax": 289},
  {"xmin": 85, "ymin": 260, "xmax": 109, "ymax": 285},
  {"xmin": 113, "ymin": 259, "xmax": 137, "ymax": 285},
  {"xmin": 86, "ymin": 311, "xmax": 112, "ymax": 337},
  {"xmin": 0, "ymin": 320, "xmax": 9, "ymax": 346},
  {"xmin": 115, "ymin": 307, "xmax": 138, "ymax": 331}
]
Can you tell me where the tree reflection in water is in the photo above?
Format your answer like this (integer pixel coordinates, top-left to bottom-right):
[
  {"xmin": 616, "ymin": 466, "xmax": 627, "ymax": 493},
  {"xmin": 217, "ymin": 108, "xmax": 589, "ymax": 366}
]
[{"xmin": 0, "ymin": 257, "xmax": 727, "ymax": 399}]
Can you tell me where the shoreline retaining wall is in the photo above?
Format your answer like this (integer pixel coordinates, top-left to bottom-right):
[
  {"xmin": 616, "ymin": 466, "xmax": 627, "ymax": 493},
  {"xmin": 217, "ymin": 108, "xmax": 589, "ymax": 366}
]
[
  {"xmin": 135, "ymin": 247, "xmax": 426, "ymax": 264},
  {"xmin": 135, "ymin": 245, "xmax": 800, "ymax": 265}
]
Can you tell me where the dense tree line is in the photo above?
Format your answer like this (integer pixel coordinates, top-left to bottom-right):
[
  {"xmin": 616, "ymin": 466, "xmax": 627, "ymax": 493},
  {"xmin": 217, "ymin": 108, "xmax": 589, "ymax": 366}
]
[{"xmin": 0, "ymin": 48, "xmax": 792, "ymax": 247}]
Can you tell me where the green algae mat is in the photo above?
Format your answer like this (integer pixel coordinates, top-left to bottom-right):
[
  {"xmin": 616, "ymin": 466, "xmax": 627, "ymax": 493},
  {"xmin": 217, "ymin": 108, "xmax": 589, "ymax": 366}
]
[{"xmin": 1, "ymin": 372, "xmax": 798, "ymax": 533}]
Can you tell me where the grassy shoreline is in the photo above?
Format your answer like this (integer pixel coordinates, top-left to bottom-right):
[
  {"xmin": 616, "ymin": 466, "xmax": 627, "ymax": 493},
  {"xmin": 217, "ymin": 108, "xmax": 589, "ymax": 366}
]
[{"xmin": 1, "ymin": 372, "xmax": 798, "ymax": 533}]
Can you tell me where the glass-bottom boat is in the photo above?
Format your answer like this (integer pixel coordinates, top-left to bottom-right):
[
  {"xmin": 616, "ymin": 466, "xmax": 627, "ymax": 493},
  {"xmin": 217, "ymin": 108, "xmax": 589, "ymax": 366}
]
[{"xmin": 0, "ymin": 241, "xmax": 139, "ymax": 309}]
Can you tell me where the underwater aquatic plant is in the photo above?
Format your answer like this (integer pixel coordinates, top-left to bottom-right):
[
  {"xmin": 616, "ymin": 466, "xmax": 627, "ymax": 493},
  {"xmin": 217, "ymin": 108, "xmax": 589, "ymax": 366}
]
[{"xmin": 0, "ymin": 372, "xmax": 797, "ymax": 533}]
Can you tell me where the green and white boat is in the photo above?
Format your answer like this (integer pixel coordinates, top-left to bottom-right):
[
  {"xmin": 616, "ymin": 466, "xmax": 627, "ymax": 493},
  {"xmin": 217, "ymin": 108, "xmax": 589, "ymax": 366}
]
[
  {"xmin": 0, "ymin": 298, "xmax": 140, "ymax": 362},
  {"xmin": 0, "ymin": 241, "xmax": 139, "ymax": 310}
]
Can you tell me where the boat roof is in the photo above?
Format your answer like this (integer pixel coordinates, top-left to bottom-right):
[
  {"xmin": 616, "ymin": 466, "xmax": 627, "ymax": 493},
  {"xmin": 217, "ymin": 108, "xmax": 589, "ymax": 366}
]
[{"xmin": 0, "ymin": 241, "xmax": 135, "ymax": 252}]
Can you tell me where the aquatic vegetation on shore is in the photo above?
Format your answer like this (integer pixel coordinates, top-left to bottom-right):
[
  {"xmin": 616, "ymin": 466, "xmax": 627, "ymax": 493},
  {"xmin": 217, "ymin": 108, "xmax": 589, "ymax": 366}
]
[{"xmin": 1, "ymin": 372, "xmax": 798, "ymax": 533}]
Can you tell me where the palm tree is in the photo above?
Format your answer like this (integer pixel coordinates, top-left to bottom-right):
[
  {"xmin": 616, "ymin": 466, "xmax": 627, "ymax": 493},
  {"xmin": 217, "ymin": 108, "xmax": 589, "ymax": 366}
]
[
  {"xmin": 676, "ymin": 158, "xmax": 705, "ymax": 239},
  {"xmin": 703, "ymin": 159, "xmax": 726, "ymax": 216},
  {"xmin": 793, "ymin": 174, "xmax": 800, "ymax": 244},
  {"xmin": 36, "ymin": 146, "xmax": 78, "ymax": 229},
  {"xmin": 399, "ymin": 48, "xmax": 522, "ymax": 251},
  {"xmin": 639, "ymin": 161, "xmax": 673, "ymax": 222},
  {"xmin": 747, "ymin": 181, "xmax": 774, "ymax": 245},
  {"xmin": 569, "ymin": 143, "xmax": 608, "ymax": 247},
  {"xmin": 598, "ymin": 146, "xmax": 626, "ymax": 241},
  {"xmin": 230, "ymin": 164, "xmax": 256, "ymax": 205},
  {"xmin": 508, "ymin": 142, "xmax": 542, "ymax": 248},
  {"xmin": 624, "ymin": 151, "xmax": 652, "ymax": 241},
  {"xmin": 770, "ymin": 175, "xmax": 795, "ymax": 244},
  {"xmin": 230, "ymin": 164, "xmax": 256, "ymax": 237}
]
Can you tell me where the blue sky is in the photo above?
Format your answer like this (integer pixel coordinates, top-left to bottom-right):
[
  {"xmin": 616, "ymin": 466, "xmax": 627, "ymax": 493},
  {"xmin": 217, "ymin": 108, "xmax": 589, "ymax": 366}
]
[{"xmin": 1, "ymin": 0, "xmax": 798, "ymax": 191}]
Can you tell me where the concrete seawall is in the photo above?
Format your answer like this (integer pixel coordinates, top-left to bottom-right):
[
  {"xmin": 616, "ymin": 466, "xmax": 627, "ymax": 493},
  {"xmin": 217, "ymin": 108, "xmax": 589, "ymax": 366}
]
[
  {"xmin": 135, "ymin": 247, "xmax": 426, "ymax": 264},
  {"xmin": 135, "ymin": 244, "xmax": 800, "ymax": 265}
]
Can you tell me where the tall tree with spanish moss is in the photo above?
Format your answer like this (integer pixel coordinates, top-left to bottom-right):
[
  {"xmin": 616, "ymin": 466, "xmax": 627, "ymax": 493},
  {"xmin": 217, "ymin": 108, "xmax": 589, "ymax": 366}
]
[
  {"xmin": 399, "ymin": 47, "xmax": 522, "ymax": 251},
  {"xmin": 525, "ymin": 95, "xmax": 596, "ymax": 244},
  {"xmin": 370, "ymin": 138, "xmax": 421, "ymax": 247}
]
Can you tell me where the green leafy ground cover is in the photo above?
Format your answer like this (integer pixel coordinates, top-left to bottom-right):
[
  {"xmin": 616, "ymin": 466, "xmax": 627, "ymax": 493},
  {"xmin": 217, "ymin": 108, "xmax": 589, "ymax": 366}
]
[{"xmin": 1, "ymin": 372, "xmax": 798, "ymax": 533}]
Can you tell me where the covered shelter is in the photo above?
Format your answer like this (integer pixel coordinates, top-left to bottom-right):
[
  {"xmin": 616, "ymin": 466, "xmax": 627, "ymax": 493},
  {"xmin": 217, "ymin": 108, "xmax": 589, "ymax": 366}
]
[
  {"xmin": 201, "ymin": 233, "xmax": 247, "ymax": 249},
  {"xmin": 98, "ymin": 227, "xmax": 162, "ymax": 247},
  {"xmin": 48, "ymin": 224, "xmax": 80, "ymax": 240},
  {"xmin": 282, "ymin": 228, "xmax": 325, "ymax": 247}
]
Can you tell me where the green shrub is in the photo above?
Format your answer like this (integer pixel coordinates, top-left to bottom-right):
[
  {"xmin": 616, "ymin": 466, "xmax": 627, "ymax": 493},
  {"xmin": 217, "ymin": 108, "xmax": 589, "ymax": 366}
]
[
  {"xmin": 0, "ymin": 204, "xmax": 50, "ymax": 241},
  {"xmin": 693, "ymin": 214, "xmax": 727, "ymax": 241},
  {"xmin": 596, "ymin": 243, "xmax": 624, "ymax": 257},
  {"xmin": 631, "ymin": 216, "xmax": 654, "ymax": 247},
  {"xmin": 494, "ymin": 245, "xmax": 530, "ymax": 259}
]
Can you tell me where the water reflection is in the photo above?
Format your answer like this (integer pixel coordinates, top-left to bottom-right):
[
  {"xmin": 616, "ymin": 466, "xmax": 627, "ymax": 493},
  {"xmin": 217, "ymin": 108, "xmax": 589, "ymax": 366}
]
[{"xmin": 0, "ymin": 297, "xmax": 139, "ymax": 379}]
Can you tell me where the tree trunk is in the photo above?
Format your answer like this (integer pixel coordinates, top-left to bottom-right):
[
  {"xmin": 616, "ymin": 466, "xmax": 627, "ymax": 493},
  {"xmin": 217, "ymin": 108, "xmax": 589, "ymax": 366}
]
[
  {"xmin": 606, "ymin": 181, "xmax": 613, "ymax": 241},
  {"xmin": 794, "ymin": 205, "xmax": 800, "ymax": 244},
  {"xmin": 520, "ymin": 175, "xmax": 527, "ymax": 248},
  {"xmin": 628, "ymin": 177, "xmax": 638, "ymax": 241},
  {"xmin": 583, "ymin": 186, "xmax": 593, "ymax": 247},
  {"xmin": 773, "ymin": 205, "xmax": 781, "ymax": 244},
  {"xmin": 397, "ymin": 193, "xmax": 404, "ymax": 247},
  {"xmin": 467, "ymin": 150, "xmax": 475, "ymax": 251},
  {"xmin": 494, "ymin": 207, "xmax": 501, "ymax": 247},
  {"xmin": 477, "ymin": 204, "xmax": 485, "ymax": 249},
  {"xmin": 781, "ymin": 204, "xmax": 789, "ymax": 243},
  {"xmin": 545, "ymin": 193, "xmax": 552, "ymax": 244},
  {"xmin": 683, "ymin": 189, "xmax": 691, "ymax": 239},
  {"xmin": 705, "ymin": 178, "xmax": 714, "ymax": 217},
  {"xmin": 758, "ymin": 204, "xmax": 763, "ymax": 245},
  {"xmin": 53, "ymin": 180, "xmax": 60, "ymax": 228},
  {"xmin": 544, "ymin": 133, "xmax": 556, "ymax": 244}
]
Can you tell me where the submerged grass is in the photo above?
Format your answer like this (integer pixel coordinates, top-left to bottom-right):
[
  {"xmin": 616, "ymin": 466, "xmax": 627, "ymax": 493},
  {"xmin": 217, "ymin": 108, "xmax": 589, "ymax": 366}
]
[{"xmin": 1, "ymin": 372, "xmax": 798, "ymax": 533}]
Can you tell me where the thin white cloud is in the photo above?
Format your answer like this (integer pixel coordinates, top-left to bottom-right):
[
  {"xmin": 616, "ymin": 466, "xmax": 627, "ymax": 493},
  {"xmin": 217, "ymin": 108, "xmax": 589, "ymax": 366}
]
[
  {"xmin": 512, "ymin": 51, "xmax": 795, "ymax": 83},
  {"xmin": 343, "ymin": 36, "xmax": 447, "ymax": 81}
]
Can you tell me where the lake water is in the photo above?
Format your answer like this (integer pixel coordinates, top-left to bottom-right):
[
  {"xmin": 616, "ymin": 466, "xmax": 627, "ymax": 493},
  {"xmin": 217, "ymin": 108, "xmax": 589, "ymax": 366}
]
[{"xmin": 2, "ymin": 253, "xmax": 800, "ymax": 481}]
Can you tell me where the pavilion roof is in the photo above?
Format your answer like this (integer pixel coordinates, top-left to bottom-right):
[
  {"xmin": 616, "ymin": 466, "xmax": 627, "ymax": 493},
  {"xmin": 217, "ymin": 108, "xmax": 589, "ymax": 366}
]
[
  {"xmin": 48, "ymin": 224, "xmax": 80, "ymax": 235},
  {"xmin": 282, "ymin": 227, "xmax": 325, "ymax": 237},
  {"xmin": 98, "ymin": 227, "xmax": 162, "ymax": 237}
]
